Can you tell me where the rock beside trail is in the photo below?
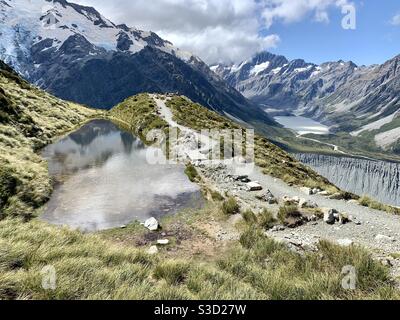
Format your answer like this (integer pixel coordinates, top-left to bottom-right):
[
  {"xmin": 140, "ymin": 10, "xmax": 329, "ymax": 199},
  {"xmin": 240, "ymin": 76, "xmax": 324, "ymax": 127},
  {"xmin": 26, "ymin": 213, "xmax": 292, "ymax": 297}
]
[
  {"xmin": 256, "ymin": 190, "xmax": 278, "ymax": 204},
  {"xmin": 144, "ymin": 217, "xmax": 159, "ymax": 231},
  {"xmin": 339, "ymin": 213, "xmax": 350, "ymax": 225},
  {"xmin": 246, "ymin": 182, "xmax": 263, "ymax": 191},
  {"xmin": 322, "ymin": 208, "xmax": 337, "ymax": 224}
]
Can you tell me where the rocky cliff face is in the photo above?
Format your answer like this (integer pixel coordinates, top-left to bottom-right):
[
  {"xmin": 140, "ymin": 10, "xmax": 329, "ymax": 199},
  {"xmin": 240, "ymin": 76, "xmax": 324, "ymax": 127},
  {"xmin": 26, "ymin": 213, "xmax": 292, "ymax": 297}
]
[
  {"xmin": 296, "ymin": 153, "xmax": 400, "ymax": 207},
  {"xmin": 0, "ymin": 0, "xmax": 274, "ymax": 125}
]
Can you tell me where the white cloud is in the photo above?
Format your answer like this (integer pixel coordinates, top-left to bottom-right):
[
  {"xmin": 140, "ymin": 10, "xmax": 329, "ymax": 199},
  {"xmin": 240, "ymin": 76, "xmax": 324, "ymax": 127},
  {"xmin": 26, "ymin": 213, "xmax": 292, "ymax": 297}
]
[
  {"xmin": 390, "ymin": 13, "xmax": 400, "ymax": 26},
  {"xmin": 72, "ymin": 0, "xmax": 349, "ymax": 64},
  {"xmin": 260, "ymin": 0, "xmax": 351, "ymax": 27}
]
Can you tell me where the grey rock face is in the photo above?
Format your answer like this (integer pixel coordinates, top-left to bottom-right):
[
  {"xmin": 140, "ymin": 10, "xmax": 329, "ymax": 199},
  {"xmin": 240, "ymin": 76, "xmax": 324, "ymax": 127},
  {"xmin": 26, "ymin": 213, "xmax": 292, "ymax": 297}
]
[{"xmin": 296, "ymin": 153, "xmax": 400, "ymax": 207}]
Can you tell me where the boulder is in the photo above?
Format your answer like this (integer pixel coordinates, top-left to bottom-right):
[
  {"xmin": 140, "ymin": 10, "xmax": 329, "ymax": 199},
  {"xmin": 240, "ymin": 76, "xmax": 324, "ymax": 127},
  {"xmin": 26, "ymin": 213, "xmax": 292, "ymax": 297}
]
[
  {"xmin": 322, "ymin": 208, "xmax": 337, "ymax": 224},
  {"xmin": 339, "ymin": 213, "xmax": 350, "ymax": 224},
  {"xmin": 318, "ymin": 191, "xmax": 330, "ymax": 196},
  {"xmin": 246, "ymin": 181, "xmax": 263, "ymax": 191},
  {"xmin": 144, "ymin": 217, "xmax": 159, "ymax": 231},
  {"xmin": 256, "ymin": 190, "xmax": 278, "ymax": 204}
]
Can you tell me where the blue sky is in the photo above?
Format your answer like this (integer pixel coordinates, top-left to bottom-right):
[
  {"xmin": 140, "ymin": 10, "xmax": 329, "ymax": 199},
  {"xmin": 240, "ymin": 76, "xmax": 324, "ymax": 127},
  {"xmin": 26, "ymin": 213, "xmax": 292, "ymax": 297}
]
[
  {"xmin": 74, "ymin": 0, "xmax": 400, "ymax": 65},
  {"xmin": 267, "ymin": 1, "xmax": 400, "ymax": 65}
]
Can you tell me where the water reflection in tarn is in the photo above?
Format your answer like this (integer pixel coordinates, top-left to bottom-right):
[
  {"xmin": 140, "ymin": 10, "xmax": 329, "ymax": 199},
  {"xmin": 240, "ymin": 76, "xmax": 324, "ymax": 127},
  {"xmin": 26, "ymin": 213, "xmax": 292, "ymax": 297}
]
[{"xmin": 41, "ymin": 120, "xmax": 203, "ymax": 232}]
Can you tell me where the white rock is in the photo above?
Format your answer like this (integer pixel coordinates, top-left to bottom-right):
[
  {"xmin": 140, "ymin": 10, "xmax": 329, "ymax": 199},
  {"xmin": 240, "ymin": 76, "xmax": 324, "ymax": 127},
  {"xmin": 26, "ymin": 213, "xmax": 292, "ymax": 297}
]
[
  {"xmin": 337, "ymin": 239, "xmax": 353, "ymax": 247},
  {"xmin": 157, "ymin": 239, "xmax": 170, "ymax": 245},
  {"xmin": 311, "ymin": 188, "xmax": 321, "ymax": 195},
  {"xmin": 318, "ymin": 191, "xmax": 330, "ymax": 196},
  {"xmin": 246, "ymin": 181, "xmax": 263, "ymax": 191},
  {"xmin": 144, "ymin": 217, "xmax": 159, "ymax": 231},
  {"xmin": 147, "ymin": 246, "xmax": 158, "ymax": 255}
]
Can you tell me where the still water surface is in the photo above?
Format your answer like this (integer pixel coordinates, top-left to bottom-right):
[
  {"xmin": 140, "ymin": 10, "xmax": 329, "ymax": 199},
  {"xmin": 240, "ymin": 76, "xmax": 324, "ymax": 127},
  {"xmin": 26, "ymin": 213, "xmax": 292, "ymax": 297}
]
[{"xmin": 41, "ymin": 120, "xmax": 203, "ymax": 232}]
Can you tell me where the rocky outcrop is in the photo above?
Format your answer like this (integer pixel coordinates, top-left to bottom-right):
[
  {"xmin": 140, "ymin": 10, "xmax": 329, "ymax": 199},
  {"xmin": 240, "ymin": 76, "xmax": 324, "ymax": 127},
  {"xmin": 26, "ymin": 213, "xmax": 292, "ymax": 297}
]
[{"xmin": 296, "ymin": 153, "xmax": 400, "ymax": 206}]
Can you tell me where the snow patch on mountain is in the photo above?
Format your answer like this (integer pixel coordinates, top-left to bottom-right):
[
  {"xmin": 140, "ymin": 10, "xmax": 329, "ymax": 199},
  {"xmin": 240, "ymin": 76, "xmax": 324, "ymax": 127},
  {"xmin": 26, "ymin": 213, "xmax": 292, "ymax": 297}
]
[{"xmin": 249, "ymin": 61, "xmax": 270, "ymax": 76}]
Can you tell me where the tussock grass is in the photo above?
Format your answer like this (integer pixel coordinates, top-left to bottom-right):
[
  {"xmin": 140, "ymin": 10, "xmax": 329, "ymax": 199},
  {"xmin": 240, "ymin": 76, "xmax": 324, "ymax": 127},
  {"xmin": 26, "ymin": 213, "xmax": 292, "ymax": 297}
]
[
  {"xmin": 210, "ymin": 190, "xmax": 224, "ymax": 202},
  {"xmin": 278, "ymin": 205, "xmax": 300, "ymax": 224},
  {"xmin": 221, "ymin": 227, "xmax": 398, "ymax": 300},
  {"xmin": 0, "ymin": 216, "xmax": 398, "ymax": 300},
  {"xmin": 258, "ymin": 209, "xmax": 277, "ymax": 230},
  {"xmin": 154, "ymin": 261, "xmax": 191, "ymax": 285},
  {"xmin": 359, "ymin": 196, "xmax": 400, "ymax": 215},
  {"xmin": 222, "ymin": 197, "xmax": 240, "ymax": 215},
  {"xmin": 109, "ymin": 94, "xmax": 168, "ymax": 143},
  {"xmin": 241, "ymin": 209, "xmax": 257, "ymax": 225},
  {"xmin": 184, "ymin": 163, "xmax": 199, "ymax": 182}
]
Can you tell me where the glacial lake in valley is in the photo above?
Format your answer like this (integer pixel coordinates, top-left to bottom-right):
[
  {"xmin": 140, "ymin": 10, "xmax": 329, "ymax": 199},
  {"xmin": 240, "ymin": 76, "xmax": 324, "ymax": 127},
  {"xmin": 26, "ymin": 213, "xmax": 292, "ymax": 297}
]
[
  {"xmin": 41, "ymin": 119, "xmax": 203, "ymax": 232},
  {"xmin": 274, "ymin": 116, "xmax": 330, "ymax": 135}
]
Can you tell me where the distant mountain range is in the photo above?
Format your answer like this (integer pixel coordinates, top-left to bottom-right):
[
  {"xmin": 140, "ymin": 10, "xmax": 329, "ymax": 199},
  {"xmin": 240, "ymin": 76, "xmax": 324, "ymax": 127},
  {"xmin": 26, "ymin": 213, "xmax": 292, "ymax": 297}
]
[
  {"xmin": 0, "ymin": 0, "xmax": 274, "ymax": 125},
  {"xmin": 213, "ymin": 52, "xmax": 400, "ymax": 153}
]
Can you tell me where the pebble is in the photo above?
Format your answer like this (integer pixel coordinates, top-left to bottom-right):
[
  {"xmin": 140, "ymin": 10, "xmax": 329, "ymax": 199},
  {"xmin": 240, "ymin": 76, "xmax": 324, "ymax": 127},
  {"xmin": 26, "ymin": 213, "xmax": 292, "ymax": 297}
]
[
  {"xmin": 147, "ymin": 246, "xmax": 158, "ymax": 255},
  {"xmin": 157, "ymin": 239, "xmax": 170, "ymax": 245}
]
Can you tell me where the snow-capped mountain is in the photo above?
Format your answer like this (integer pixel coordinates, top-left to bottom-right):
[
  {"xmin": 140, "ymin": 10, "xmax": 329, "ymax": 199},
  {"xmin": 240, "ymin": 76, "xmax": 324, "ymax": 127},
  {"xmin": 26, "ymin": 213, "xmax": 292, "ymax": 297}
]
[
  {"xmin": 0, "ymin": 0, "xmax": 191, "ymax": 75},
  {"xmin": 0, "ymin": 0, "xmax": 273, "ymax": 125},
  {"xmin": 213, "ymin": 51, "xmax": 400, "ymax": 152}
]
